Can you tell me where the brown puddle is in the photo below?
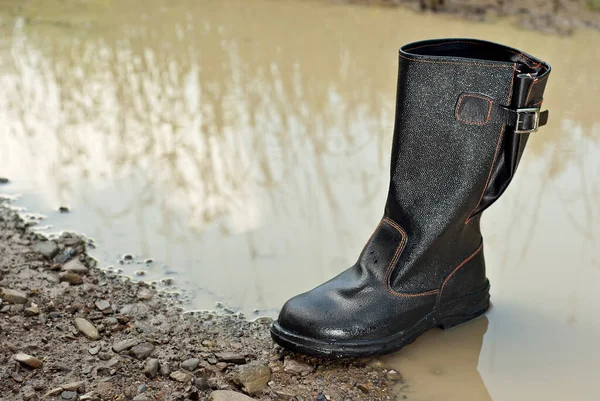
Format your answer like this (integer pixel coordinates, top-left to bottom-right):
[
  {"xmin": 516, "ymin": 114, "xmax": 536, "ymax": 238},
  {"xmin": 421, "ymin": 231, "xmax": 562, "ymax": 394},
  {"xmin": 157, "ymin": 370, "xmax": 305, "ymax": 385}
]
[{"xmin": 1, "ymin": 0, "xmax": 599, "ymax": 399}]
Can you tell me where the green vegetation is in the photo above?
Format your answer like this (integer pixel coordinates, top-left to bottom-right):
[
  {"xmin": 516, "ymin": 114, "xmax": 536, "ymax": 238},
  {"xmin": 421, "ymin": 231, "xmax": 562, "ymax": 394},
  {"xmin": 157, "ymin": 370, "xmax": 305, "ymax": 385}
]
[{"xmin": 588, "ymin": 0, "xmax": 600, "ymax": 10}]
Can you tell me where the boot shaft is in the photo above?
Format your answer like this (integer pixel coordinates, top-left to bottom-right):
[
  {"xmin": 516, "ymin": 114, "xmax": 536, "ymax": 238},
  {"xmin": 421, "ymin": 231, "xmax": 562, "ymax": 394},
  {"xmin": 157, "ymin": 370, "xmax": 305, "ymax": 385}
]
[{"xmin": 381, "ymin": 39, "xmax": 550, "ymax": 292}]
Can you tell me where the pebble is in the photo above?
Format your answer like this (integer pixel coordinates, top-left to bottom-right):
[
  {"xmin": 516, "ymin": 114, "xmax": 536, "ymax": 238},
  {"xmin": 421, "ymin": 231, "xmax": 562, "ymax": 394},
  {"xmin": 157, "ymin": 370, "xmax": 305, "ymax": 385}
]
[
  {"xmin": 59, "ymin": 271, "xmax": 83, "ymax": 285},
  {"xmin": 44, "ymin": 388, "xmax": 64, "ymax": 397},
  {"xmin": 130, "ymin": 342, "xmax": 155, "ymax": 360},
  {"xmin": 13, "ymin": 352, "xmax": 43, "ymax": 368},
  {"xmin": 59, "ymin": 206, "xmax": 70, "ymax": 213},
  {"xmin": 231, "ymin": 361, "xmax": 271, "ymax": 394},
  {"xmin": 63, "ymin": 259, "xmax": 89, "ymax": 274},
  {"xmin": 181, "ymin": 358, "xmax": 201, "ymax": 371},
  {"xmin": 95, "ymin": 299, "xmax": 110, "ymax": 311},
  {"xmin": 144, "ymin": 358, "xmax": 160, "ymax": 378},
  {"xmin": 74, "ymin": 317, "xmax": 100, "ymax": 340},
  {"xmin": 283, "ymin": 357, "xmax": 313, "ymax": 375},
  {"xmin": 208, "ymin": 391, "xmax": 255, "ymax": 401},
  {"xmin": 0, "ymin": 177, "xmax": 8, "ymax": 184},
  {"xmin": 215, "ymin": 352, "xmax": 246, "ymax": 364},
  {"xmin": 159, "ymin": 361, "xmax": 171, "ymax": 377},
  {"xmin": 137, "ymin": 383, "xmax": 147, "ymax": 394},
  {"xmin": 88, "ymin": 346, "xmax": 101, "ymax": 356},
  {"xmin": 112, "ymin": 338, "xmax": 142, "ymax": 353},
  {"xmin": 136, "ymin": 288, "xmax": 154, "ymax": 301},
  {"xmin": 62, "ymin": 381, "xmax": 85, "ymax": 392},
  {"xmin": 170, "ymin": 370, "xmax": 192, "ymax": 383},
  {"xmin": 0, "ymin": 287, "xmax": 28, "ymax": 304},
  {"xmin": 132, "ymin": 396, "xmax": 150, "ymax": 401},
  {"xmin": 33, "ymin": 240, "xmax": 59, "ymax": 259},
  {"xmin": 24, "ymin": 303, "xmax": 40, "ymax": 316}
]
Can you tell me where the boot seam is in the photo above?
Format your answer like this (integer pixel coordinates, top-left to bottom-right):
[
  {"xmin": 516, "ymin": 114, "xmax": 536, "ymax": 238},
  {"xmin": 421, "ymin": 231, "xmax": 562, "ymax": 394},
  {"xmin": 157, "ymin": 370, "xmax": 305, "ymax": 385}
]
[
  {"xmin": 381, "ymin": 218, "xmax": 439, "ymax": 298},
  {"xmin": 465, "ymin": 63, "xmax": 517, "ymax": 224},
  {"xmin": 435, "ymin": 242, "xmax": 484, "ymax": 306}
]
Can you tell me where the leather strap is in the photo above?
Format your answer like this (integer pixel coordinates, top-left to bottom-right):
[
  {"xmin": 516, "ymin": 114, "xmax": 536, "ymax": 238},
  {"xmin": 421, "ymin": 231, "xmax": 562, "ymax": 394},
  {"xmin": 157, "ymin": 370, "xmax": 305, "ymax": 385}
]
[{"xmin": 455, "ymin": 92, "xmax": 549, "ymax": 133}]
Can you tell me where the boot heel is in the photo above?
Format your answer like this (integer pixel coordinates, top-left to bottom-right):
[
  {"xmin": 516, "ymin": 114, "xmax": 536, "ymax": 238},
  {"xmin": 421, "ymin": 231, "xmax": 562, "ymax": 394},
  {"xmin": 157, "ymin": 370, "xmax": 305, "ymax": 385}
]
[{"xmin": 437, "ymin": 285, "xmax": 490, "ymax": 330}]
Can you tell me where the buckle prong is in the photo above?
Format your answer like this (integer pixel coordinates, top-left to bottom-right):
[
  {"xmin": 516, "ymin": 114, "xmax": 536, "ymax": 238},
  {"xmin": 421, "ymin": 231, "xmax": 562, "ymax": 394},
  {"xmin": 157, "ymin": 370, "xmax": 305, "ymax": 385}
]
[{"xmin": 515, "ymin": 108, "xmax": 540, "ymax": 134}]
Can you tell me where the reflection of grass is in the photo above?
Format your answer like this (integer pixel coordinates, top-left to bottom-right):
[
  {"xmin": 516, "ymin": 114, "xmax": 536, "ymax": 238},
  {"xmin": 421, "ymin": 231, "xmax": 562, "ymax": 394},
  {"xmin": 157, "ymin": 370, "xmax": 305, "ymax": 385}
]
[{"xmin": 588, "ymin": 0, "xmax": 600, "ymax": 10}]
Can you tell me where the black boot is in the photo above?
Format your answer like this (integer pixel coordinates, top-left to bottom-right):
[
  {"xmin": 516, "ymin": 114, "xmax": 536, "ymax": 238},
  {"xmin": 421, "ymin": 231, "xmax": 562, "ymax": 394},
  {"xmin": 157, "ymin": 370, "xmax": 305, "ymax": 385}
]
[{"xmin": 271, "ymin": 39, "xmax": 551, "ymax": 358}]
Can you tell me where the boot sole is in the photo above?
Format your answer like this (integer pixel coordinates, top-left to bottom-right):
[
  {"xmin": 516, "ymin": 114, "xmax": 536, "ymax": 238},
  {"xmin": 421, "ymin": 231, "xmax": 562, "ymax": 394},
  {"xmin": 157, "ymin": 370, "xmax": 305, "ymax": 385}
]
[{"xmin": 270, "ymin": 282, "xmax": 490, "ymax": 358}]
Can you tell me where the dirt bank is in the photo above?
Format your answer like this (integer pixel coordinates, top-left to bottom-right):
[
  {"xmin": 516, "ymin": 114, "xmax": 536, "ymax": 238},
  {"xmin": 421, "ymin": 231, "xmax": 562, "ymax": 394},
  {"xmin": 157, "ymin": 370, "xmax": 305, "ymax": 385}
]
[
  {"xmin": 340, "ymin": 0, "xmax": 600, "ymax": 34},
  {"xmin": 0, "ymin": 200, "xmax": 400, "ymax": 401}
]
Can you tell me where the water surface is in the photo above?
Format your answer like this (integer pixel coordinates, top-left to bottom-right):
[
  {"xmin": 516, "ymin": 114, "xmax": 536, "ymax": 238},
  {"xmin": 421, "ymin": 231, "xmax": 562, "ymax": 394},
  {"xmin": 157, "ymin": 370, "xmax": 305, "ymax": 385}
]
[{"xmin": 1, "ymin": 1, "xmax": 599, "ymax": 400}]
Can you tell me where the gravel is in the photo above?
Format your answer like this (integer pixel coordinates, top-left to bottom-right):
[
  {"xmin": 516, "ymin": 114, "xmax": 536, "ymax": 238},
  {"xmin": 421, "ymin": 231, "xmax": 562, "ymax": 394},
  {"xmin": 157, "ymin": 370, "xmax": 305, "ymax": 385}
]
[{"xmin": 0, "ymin": 202, "xmax": 400, "ymax": 400}]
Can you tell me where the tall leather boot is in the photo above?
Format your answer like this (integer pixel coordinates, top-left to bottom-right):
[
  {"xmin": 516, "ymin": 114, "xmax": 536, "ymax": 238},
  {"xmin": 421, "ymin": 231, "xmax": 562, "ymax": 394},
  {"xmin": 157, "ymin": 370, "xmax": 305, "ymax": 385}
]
[{"xmin": 271, "ymin": 39, "xmax": 551, "ymax": 357}]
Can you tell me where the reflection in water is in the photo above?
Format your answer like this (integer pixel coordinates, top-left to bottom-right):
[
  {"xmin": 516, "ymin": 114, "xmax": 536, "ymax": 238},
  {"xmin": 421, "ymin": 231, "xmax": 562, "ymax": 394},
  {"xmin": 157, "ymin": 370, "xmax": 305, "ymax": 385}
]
[
  {"xmin": 0, "ymin": 1, "xmax": 599, "ymax": 400},
  {"xmin": 382, "ymin": 317, "xmax": 492, "ymax": 401}
]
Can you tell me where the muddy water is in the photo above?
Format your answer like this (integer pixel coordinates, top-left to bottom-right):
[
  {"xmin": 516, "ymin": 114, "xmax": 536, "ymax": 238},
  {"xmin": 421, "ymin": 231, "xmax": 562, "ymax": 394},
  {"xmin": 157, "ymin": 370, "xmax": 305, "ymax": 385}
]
[{"xmin": 0, "ymin": 0, "xmax": 599, "ymax": 400}]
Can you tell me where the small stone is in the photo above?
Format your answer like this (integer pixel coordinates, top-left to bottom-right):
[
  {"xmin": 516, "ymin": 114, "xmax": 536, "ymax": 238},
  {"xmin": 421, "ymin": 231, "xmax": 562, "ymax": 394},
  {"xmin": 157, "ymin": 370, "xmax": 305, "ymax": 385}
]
[
  {"xmin": 24, "ymin": 303, "xmax": 40, "ymax": 316},
  {"xmin": 194, "ymin": 376, "xmax": 210, "ymax": 391},
  {"xmin": 273, "ymin": 389, "xmax": 296, "ymax": 400},
  {"xmin": 74, "ymin": 317, "xmax": 100, "ymax": 340},
  {"xmin": 232, "ymin": 361, "xmax": 271, "ymax": 394},
  {"xmin": 283, "ymin": 357, "xmax": 312, "ymax": 375},
  {"xmin": 112, "ymin": 338, "xmax": 142, "ymax": 353},
  {"xmin": 44, "ymin": 388, "xmax": 64, "ymax": 397},
  {"xmin": 208, "ymin": 391, "xmax": 255, "ymax": 401},
  {"xmin": 88, "ymin": 346, "xmax": 100, "ymax": 356},
  {"xmin": 21, "ymin": 386, "xmax": 38, "ymax": 401},
  {"xmin": 80, "ymin": 392, "xmax": 97, "ymax": 401},
  {"xmin": 144, "ymin": 358, "xmax": 160, "ymax": 379},
  {"xmin": 181, "ymin": 358, "xmax": 200, "ymax": 372},
  {"xmin": 130, "ymin": 342, "xmax": 155, "ymax": 360},
  {"xmin": 59, "ymin": 206, "xmax": 70, "ymax": 213},
  {"xmin": 59, "ymin": 271, "xmax": 83, "ymax": 285},
  {"xmin": 33, "ymin": 241, "xmax": 59, "ymax": 259},
  {"xmin": 356, "ymin": 383, "xmax": 371, "ymax": 393},
  {"xmin": 132, "ymin": 396, "xmax": 150, "ymax": 401},
  {"xmin": 0, "ymin": 288, "xmax": 28, "ymax": 304},
  {"xmin": 61, "ymin": 391, "xmax": 77, "ymax": 400},
  {"xmin": 95, "ymin": 300, "xmax": 110, "ymax": 311},
  {"xmin": 0, "ymin": 177, "xmax": 9, "ymax": 184},
  {"xmin": 63, "ymin": 259, "xmax": 89, "ymax": 274},
  {"xmin": 170, "ymin": 370, "xmax": 191, "ymax": 383},
  {"xmin": 137, "ymin": 383, "xmax": 147, "ymax": 394},
  {"xmin": 159, "ymin": 362, "xmax": 171, "ymax": 377},
  {"xmin": 215, "ymin": 352, "xmax": 245, "ymax": 364},
  {"xmin": 136, "ymin": 288, "xmax": 154, "ymax": 301},
  {"xmin": 123, "ymin": 254, "xmax": 133, "ymax": 260},
  {"xmin": 202, "ymin": 340, "xmax": 217, "ymax": 347},
  {"xmin": 13, "ymin": 352, "xmax": 43, "ymax": 368},
  {"xmin": 62, "ymin": 381, "xmax": 85, "ymax": 392}
]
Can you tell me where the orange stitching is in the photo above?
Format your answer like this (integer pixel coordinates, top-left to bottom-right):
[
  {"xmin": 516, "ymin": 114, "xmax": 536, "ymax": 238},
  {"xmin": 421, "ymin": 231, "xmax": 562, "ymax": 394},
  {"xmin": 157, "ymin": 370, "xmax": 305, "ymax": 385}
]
[
  {"xmin": 526, "ymin": 76, "xmax": 548, "ymax": 105},
  {"xmin": 465, "ymin": 64, "xmax": 517, "ymax": 224},
  {"xmin": 404, "ymin": 40, "xmax": 544, "ymax": 70},
  {"xmin": 399, "ymin": 54, "xmax": 514, "ymax": 69},
  {"xmin": 381, "ymin": 218, "xmax": 439, "ymax": 298},
  {"xmin": 436, "ymin": 243, "xmax": 484, "ymax": 304},
  {"xmin": 455, "ymin": 94, "xmax": 493, "ymax": 126}
]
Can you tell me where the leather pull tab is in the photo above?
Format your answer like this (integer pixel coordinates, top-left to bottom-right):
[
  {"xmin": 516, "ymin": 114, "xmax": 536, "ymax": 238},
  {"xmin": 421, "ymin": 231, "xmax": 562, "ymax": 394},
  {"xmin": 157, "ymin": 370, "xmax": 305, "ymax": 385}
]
[
  {"xmin": 455, "ymin": 92, "xmax": 549, "ymax": 133},
  {"xmin": 455, "ymin": 94, "xmax": 493, "ymax": 125}
]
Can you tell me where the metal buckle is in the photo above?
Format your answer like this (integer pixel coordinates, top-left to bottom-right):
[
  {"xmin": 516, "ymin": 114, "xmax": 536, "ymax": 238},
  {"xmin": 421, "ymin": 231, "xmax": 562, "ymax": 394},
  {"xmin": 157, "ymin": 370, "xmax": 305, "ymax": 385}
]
[{"xmin": 515, "ymin": 108, "xmax": 540, "ymax": 134}]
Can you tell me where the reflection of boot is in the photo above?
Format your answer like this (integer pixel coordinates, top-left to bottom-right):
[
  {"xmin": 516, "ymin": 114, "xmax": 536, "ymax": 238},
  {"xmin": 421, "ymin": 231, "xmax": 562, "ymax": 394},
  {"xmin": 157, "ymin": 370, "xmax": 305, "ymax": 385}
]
[
  {"xmin": 271, "ymin": 39, "xmax": 551, "ymax": 357},
  {"xmin": 383, "ymin": 317, "xmax": 491, "ymax": 401}
]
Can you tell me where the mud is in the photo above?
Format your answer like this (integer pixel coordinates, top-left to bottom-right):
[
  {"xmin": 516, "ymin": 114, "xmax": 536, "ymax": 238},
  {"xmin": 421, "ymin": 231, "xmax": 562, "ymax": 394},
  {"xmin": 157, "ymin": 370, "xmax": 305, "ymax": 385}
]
[{"xmin": 0, "ymin": 201, "xmax": 399, "ymax": 401}]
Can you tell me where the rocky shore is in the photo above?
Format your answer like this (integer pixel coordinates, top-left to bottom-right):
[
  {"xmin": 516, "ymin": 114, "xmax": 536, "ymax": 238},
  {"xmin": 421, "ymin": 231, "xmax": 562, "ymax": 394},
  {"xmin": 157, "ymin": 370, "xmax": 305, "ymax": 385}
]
[{"xmin": 0, "ymin": 200, "xmax": 400, "ymax": 400}]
